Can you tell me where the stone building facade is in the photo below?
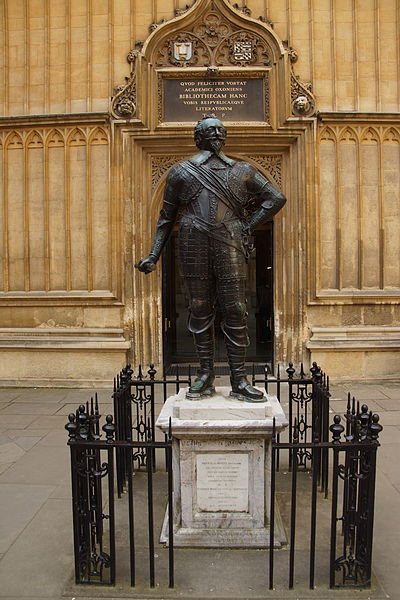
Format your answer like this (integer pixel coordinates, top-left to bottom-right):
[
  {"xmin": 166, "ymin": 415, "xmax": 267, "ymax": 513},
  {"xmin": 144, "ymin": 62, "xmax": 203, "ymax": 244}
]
[{"xmin": 0, "ymin": 0, "xmax": 399, "ymax": 385}]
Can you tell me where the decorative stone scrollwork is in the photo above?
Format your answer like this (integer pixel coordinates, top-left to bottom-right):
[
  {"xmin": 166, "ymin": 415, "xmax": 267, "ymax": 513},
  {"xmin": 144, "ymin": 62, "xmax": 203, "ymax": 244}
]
[
  {"xmin": 110, "ymin": 49, "xmax": 140, "ymax": 119},
  {"xmin": 194, "ymin": 11, "xmax": 230, "ymax": 47},
  {"xmin": 175, "ymin": 4, "xmax": 194, "ymax": 18},
  {"xmin": 152, "ymin": 156, "xmax": 183, "ymax": 192},
  {"xmin": 258, "ymin": 16, "xmax": 274, "ymax": 28},
  {"xmin": 247, "ymin": 155, "xmax": 282, "ymax": 189},
  {"xmin": 291, "ymin": 72, "xmax": 316, "ymax": 117},
  {"xmin": 154, "ymin": 6, "xmax": 272, "ymax": 68},
  {"xmin": 283, "ymin": 41, "xmax": 298, "ymax": 64},
  {"xmin": 110, "ymin": 0, "xmax": 317, "ymax": 123},
  {"xmin": 288, "ymin": 48, "xmax": 298, "ymax": 63},
  {"xmin": 232, "ymin": 3, "xmax": 251, "ymax": 16},
  {"xmin": 149, "ymin": 19, "xmax": 167, "ymax": 34},
  {"xmin": 127, "ymin": 42, "xmax": 143, "ymax": 63},
  {"xmin": 206, "ymin": 65, "xmax": 220, "ymax": 77}
]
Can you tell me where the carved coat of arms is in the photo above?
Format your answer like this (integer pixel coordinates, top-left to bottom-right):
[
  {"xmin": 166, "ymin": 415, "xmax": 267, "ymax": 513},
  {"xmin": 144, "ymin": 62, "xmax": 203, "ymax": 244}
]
[
  {"xmin": 173, "ymin": 42, "xmax": 193, "ymax": 61},
  {"xmin": 233, "ymin": 41, "xmax": 253, "ymax": 61}
]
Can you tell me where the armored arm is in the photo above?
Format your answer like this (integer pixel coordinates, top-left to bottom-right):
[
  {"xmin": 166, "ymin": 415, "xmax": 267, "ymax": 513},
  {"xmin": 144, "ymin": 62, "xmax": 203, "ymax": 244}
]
[
  {"xmin": 136, "ymin": 167, "xmax": 182, "ymax": 274},
  {"xmin": 245, "ymin": 167, "xmax": 286, "ymax": 233}
]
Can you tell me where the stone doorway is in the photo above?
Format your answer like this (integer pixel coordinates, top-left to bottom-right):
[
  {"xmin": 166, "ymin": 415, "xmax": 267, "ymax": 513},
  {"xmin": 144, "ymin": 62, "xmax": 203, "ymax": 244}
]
[{"xmin": 162, "ymin": 225, "xmax": 274, "ymax": 369}]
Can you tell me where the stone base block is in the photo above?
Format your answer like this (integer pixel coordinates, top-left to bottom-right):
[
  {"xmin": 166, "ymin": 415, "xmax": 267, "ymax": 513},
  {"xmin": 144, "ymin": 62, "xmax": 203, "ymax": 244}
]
[
  {"xmin": 160, "ymin": 503, "xmax": 286, "ymax": 548},
  {"xmin": 157, "ymin": 387, "xmax": 288, "ymax": 549}
]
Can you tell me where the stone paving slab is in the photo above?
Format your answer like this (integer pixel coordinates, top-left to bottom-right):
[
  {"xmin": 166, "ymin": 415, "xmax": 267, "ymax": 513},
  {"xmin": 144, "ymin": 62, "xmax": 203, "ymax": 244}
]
[
  {"xmin": 28, "ymin": 415, "xmax": 74, "ymax": 429},
  {"xmin": 377, "ymin": 443, "xmax": 400, "ymax": 490},
  {"xmin": 328, "ymin": 399, "xmax": 384, "ymax": 413},
  {"xmin": 337, "ymin": 389, "xmax": 391, "ymax": 401},
  {"xmin": 0, "ymin": 402, "xmax": 62, "ymax": 415},
  {"xmin": 0, "ymin": 441, "xmax": 25, "ymax": 464},
  {"xmin": 0, "ymin": 463, "xmax": 12, "ymax": 475},
  {"xmin": 0, "ymin": 498, "xmax": 73, "ymax": 599},
  {"xmin": 63, "ymin": 388, "xmax": 112, "ymax": 403},
  {"xmin": 38, "ymin": 430, "xmax": 70, "ymax": 446},
  {"xmin": 0, "ymin": 415, "xmax": 38, "ymax": 429},
  {"xmin": 49, "ymin": 476, "xmax": 72, "ymax": 500},
  {"xmin": 64, "ymin": 549, "xmax": 387, "ymax": 600},
  {"xmin": 374, "ymin": 410, "xmax": 400, "ymax": 426},
  {"xmin": 10, "ymin": 389, "xmax": 69, "ymax": 402},
  {"xmin": 375, "ymin": 425, "xmax": 400, "ymax": 444},
  {"xmin": 374, "ymin": 397, "xmax": 400, "ymax": 411},
  {"xmin": 14, "ymin": 435, "xmax": 42, "ymax": 451},
  {"xmin": 55, "ymin": 402, "xmax": 114, "ymax": 417},
  {"xmin": 0, "ymin": 483, "xmax": 55, "ymax": 553},
  {"xmin": 0, "ymin": 389, "xmax": 23, "ymax": 402},
  {"xmin": 0, "ymin": 442, "xmax": 69, "ymax": 485},
  {"xmin": 373, "ymin": 469, "xmax": 400, "ymax": 599},
  {"xmin": 6, "ymin": 428, "xmax": 48, "ymax": 440}
]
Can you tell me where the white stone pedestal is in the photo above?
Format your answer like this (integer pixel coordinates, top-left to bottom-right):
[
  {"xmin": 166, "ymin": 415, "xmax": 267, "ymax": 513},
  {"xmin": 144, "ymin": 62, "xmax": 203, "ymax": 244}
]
[{"xmin": 156, "ymin": 387, "xmax": 288, "ymax": 548}]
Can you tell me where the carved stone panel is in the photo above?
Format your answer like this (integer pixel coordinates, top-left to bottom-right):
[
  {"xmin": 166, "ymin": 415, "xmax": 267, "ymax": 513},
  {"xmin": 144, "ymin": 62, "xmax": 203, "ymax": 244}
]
[
  {"xmin": 151, "ymin": 155, "xmax": 184, "ymax": 192},
  {"xmin": 154, "ymin": 7, "xmax": 272, "ymax": 69}
]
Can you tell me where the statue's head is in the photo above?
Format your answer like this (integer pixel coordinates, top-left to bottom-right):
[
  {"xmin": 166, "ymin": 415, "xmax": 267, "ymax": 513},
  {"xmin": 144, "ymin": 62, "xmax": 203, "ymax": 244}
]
[{"xmin": 194, "ymin": 115, "xmax": 227, "ymax": 154}]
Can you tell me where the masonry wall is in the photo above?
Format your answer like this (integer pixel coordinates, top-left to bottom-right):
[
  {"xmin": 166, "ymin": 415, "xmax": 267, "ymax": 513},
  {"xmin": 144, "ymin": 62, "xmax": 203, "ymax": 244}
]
[
  {"xmin": 1, "ymin": 0, "xmax": 399, "ymax": 116},
  {"xmin": 0, "ymin": 0, "xmax": 399, "ymax": 383}
]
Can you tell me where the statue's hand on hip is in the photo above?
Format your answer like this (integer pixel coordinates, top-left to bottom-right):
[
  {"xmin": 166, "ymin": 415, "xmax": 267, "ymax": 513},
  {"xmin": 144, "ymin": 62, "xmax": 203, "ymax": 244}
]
[
  {"xmin": 241, "ymin": 221, "xmax": 252, "ymax": 237},
  {"xmin": 135, "ymin": 256, "xmax": 157, "ymax": 274}
]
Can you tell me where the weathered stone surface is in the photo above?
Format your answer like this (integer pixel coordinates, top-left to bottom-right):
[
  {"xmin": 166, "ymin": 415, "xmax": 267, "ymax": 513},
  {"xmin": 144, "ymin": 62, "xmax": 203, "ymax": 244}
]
[
  {"xmin": 0, "ymin": 483, "xmax": 55, "ymax": 553},
  {"xmin": 157, "ymin": 387, "xmax": 288, "ymax": 548}
]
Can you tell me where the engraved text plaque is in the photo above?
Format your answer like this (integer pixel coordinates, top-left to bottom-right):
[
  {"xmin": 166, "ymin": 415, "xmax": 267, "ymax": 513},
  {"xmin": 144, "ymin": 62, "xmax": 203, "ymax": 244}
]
[
  {"xmin": 163, "ymin": 77, "xmax": 266, "ymax": 122},
  {"xmin": 196, "ymin": 453, "xmax": 249, "ymax": 512}
]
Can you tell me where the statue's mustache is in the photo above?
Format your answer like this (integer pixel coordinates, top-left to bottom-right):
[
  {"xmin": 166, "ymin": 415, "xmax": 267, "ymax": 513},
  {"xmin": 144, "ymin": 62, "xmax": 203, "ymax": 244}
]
[{"xmin": 203, "ymin": 138, "xmax": 225, "ymax": 154}]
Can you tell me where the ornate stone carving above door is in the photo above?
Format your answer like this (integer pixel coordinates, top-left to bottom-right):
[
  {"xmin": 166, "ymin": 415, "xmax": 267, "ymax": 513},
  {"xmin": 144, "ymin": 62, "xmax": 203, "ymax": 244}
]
[
  {"xmin": 110, "ymin": 0, "xmax": 317, "ymax": 127},
  {"xmin": 154, "ymin": 8, "xmax": 273, "ymax": 68}
]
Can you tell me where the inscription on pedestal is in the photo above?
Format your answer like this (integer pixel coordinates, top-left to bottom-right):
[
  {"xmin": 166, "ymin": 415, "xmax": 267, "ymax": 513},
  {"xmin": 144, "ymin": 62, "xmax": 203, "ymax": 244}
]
[{"xmin": 196, "ymin": 453, "xmax": 249, "ymax": 512}]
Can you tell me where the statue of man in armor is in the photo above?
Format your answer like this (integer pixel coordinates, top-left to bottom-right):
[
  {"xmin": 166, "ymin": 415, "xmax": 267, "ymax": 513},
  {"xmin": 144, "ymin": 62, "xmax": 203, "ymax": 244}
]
[{"xmin": 137, "ymin": 115, "xmax": 286, "ymax": 402}]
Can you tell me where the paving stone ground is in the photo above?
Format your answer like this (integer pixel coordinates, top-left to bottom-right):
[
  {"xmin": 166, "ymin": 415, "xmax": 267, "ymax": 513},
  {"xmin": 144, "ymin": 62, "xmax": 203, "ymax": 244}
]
[{"xmin": 0, "ymin": 377, "xmax": 398, "ymax": 600}]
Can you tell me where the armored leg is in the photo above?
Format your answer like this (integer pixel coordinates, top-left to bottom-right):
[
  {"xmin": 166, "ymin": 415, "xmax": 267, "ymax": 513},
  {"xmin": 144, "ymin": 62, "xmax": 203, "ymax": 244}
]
[
  {"xmin": 218, "ymin": 278, "xmax": 264, "ymax": 403},
  {"xmin": 177, "ymin": 226, "xmax": 216, "ymax": 398},
  {"xmin": 185, "ymin": 279, "xmax": 216, "ymax": 399}
]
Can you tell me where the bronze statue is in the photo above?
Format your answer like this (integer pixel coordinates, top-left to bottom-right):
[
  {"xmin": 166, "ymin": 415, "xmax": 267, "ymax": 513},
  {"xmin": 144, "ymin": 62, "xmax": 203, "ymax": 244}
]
[{"xmin": 137, "ymin": 115, "xmax": 286, "ymax": 402}]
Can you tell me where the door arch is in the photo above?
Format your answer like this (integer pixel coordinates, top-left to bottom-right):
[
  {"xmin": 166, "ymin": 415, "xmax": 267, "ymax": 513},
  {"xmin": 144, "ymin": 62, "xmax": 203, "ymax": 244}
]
[{"xmin": 155, "ymin": 152, "xmax": 282, "ymax": 370}]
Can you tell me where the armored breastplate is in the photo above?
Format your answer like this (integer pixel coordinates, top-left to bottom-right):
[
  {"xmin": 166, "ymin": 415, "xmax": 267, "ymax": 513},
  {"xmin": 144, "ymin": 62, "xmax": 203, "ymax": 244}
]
[{"xmin": 191, "ymin": 157, "xmax": 233, "ymax": 223}]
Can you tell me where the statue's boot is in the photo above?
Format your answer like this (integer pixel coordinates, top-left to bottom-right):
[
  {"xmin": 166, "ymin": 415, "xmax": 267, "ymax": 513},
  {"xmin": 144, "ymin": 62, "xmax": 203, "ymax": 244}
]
[
  {"xmin": 186, "ymin": 327, "xmax": 215, "ymax": 400},
  {"xmin": 223, "ymin": 323, "xmax": 265, "ymax": 403}
]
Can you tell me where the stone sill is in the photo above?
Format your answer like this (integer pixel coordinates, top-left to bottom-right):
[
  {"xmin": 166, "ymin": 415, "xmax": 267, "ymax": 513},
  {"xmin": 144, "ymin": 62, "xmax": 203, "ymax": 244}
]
[
  {"xmin": 307, "ymin": 326, "xmax": 400, "ymax": 351},
  {"xmin": 317, "ymin": 112, "xmax": 400, "ymax": 123},
  {"xmin": 0, "ymin": 327, "xmax": 130, "ymax": 350},
  {"xmin": 0, "ymin": 112, "xmax": 110, "ymax": 128}
]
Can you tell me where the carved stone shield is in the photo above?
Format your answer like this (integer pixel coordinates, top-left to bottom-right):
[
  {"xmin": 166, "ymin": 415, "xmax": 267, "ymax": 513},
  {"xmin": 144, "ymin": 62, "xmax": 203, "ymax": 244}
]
[
  {"xmin": 233, "ymin": 41, "xmax": 253, "ymax": 61},
  {"xmin": 173, "ymin": 41, "xmax": 193, "ymax": 61}
]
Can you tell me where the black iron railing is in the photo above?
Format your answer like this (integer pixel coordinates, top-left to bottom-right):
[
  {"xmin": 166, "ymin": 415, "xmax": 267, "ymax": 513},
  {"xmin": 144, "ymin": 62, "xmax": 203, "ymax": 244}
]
[
  {"xmin": 65, "ymin": 398, "xmax": 174, "ymax": 589},
  {"xmin": 66, "ymin": 361, "xmax": 382, "ymax": 592},
  {"xmin": 269, "ymin": 402, "xmax": 383, "ymax": 590},
  {"xmin": 252, "ymin": 361, "xmax": 331, "ymax": 490},
  {"xmin": 113, "ymin": 364, "xmax": 192, "ymax": 495}
]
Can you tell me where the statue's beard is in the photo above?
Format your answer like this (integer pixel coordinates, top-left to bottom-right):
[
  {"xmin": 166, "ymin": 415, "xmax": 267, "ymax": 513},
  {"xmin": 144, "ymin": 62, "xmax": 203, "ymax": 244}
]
[{"xmin": 202, "ymin": 138, "xmax": 225, "ymax": 155}]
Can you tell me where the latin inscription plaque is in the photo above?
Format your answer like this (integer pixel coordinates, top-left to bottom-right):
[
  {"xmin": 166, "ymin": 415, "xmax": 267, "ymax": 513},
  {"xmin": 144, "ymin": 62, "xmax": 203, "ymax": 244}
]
[
  {"xmin": 163, "ymin": 77, "xmax": 266, "ymax": 122},
  {"xmin": 196, "ymin": 453, "xmax": 249, "ymax": 512}
]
